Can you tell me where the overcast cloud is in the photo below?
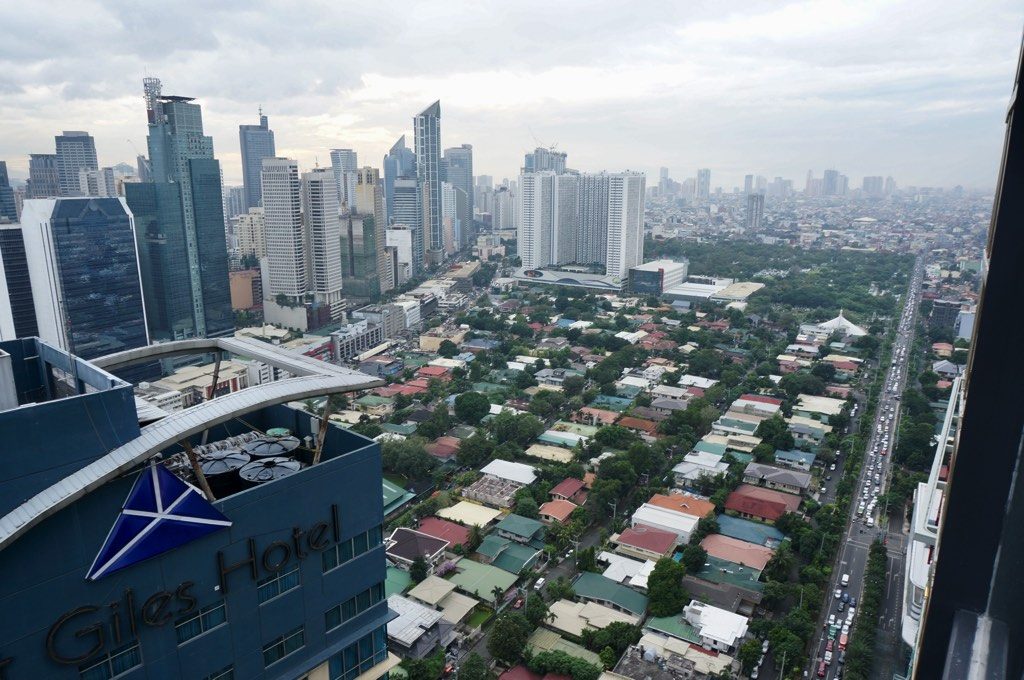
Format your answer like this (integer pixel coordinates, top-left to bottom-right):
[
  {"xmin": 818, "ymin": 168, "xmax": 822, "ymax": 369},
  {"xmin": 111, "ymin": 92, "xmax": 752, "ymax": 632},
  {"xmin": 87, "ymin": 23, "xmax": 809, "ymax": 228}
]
[{"xmin": 1, "ymin": 0, "xmax": 1020, "ymax": 189}]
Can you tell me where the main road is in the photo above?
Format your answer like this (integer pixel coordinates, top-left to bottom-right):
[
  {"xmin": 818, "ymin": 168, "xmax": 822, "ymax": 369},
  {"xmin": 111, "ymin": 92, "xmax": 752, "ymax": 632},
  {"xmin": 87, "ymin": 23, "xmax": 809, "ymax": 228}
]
[{"xmin": 805, "ymin": 257, "xmax": 923, "ymax": 680}]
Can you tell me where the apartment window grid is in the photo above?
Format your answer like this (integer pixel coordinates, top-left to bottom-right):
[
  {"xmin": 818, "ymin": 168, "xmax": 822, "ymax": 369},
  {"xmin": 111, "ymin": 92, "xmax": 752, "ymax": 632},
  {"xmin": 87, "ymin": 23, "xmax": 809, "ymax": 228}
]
[
  {"xmin": 262, "ymin": 626, "xmax": 305, "ymax": 667},
  {"xmin": 78, "ymin": 641, "xmax": 142, "ymax": 680},
  {"xmin": 325, "ymin": 581, "xmax": 386, "ymax": 631},
  {"xmin": 322, "ymin": 525, "xmax": 384, "ymax": 573},
  {"xmin": 175, "ymin": 601, "xmax": 227, "ymax": 644},
  {"xmin": 257, "ymin": 562, "xmax": 301, "ymax": 603},
  {"xmin": 327, "ymin": 625, "xmax": 388, "ymax": 680}
]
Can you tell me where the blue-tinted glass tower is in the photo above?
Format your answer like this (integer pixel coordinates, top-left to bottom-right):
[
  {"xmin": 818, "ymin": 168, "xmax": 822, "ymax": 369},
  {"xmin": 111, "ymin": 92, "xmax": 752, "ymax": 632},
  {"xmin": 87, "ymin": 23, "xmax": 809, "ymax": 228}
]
[
  {"xmin": 382, "ymin": 134, "xmax": 415, "ymax": 225},
  {"xmin": 413, "ymin": 101, "xmax": 442, "ymax": 263},
  {"xmin": 239, "ymin": 110, "xmax": 276, "ymax": 212},
  {"xmin": 0, "ymin": 161, "xmax": 17, "ymax": 221},
  {"xmin": 126, "ymin": 77, "xmax": 232, "ymax": 340},
  {"xmin": 18, "ymin": 197, "xmax": 149, "ymax": 358}
]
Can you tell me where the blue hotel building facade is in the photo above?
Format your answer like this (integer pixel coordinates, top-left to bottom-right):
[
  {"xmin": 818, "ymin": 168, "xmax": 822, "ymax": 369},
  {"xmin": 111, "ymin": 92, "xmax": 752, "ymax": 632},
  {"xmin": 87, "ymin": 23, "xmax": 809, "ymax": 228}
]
[{"xmin": 0, "ymin": 338, "xmax": 393, "ymax": 680}]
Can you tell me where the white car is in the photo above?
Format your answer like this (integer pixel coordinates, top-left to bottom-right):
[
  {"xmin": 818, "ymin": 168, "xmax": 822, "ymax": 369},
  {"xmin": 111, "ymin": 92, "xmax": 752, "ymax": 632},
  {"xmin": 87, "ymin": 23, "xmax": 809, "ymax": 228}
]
[{"xmin": 835, "ymin": 588, "xmax": 842, "ymax": 599}]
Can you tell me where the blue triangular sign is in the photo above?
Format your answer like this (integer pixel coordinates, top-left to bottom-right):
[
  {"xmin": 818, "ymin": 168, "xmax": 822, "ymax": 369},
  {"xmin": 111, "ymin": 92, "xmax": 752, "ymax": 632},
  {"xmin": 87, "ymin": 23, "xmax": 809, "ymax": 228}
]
[{"xmin": 87, "ymin": 464, "xmax": 232, "ymax": 580}]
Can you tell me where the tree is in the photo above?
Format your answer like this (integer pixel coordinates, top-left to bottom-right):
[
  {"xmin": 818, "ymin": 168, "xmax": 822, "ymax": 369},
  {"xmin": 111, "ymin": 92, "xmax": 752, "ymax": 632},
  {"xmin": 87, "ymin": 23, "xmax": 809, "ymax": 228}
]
[
  {"xmin": 457, "ymin": 432, "xmax": 495, "ymax": 468},
  {"xmin": 457, "ymin": 653, "xmax": 494, "ymax": 680},
  {"xmin": 438, "ymin": 340, "xmax": 459, "ymax": 358},
  {"xmin": 811, "ymin": 361, "xmax": 836, "ymax": 382},
  {"xmin": 526, "ymin": 594, "xmax": 552, "ymax": 626},
  {"xmin": 599, "ymin": 647, "xmax": 618, "ymax": 670},
  {"xmin": 382, "ymin": 438, "xmax": 439, "ymax": 479},
  {"xmin": 487, "ymin": 613, "xmax": 532, "ymax": 664},
  {"xmin": 737, "ymin": 638, "xmax": 763, "ymax": 673},
  {"xmin": 754, "ymin": 415, "xmax": 795, "ymax": 451},
  {"xmin": 528, "ymin": 651, "xmax": 602, "ymax": 680},
  {"xmin": 680, "ymin": 544, "xmax": 707, "ymax": 573},
  {"xmin": 576, "ymin": 546, "xmax": 598, "ymax": 572},
  {"xmin": 491, "ymin": 411, "xmax": 545, "ymax": 446},
  {"xmin": 647, "ymin": 558, "xmax": 687, "ymax": 616},
  {"xmin": 545, "ymin": 576, "xmax": 575, "ymax": 602},
  {"xmin": 410, "ymin": 556, "xmax": 429, "ymax": 583},
  {"xmin": 779, "ymin": 371, "xmax": 826, "ymax": 397},
  {"xmin": 562, "ymin": 375, "xmax": 586, "ymax": 397},
  {"xmin": 516, "ymin": 496, "xmax": 539, "ymax": 519},
  {"xmin": 581, "ymin": 622, "xmax": 642, "ymax": 656},
  {"xmin": 455, "ymin": 391, "xmax": 491, "ymax": 425},
  {"xmin": 416, "ymin": 405, "xmax": 452, "ymax": 440}
]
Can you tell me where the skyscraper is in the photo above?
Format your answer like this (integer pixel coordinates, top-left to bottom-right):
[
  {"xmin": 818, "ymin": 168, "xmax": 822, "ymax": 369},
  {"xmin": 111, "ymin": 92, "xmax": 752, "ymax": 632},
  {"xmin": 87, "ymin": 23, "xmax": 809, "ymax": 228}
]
[
  {"xmin": 517, "ymin": 172, "xmax": 554, "ymax": 269},
  {"xmin": 0, "ymin": 162, "xmax": 16, "ymax": 221},
  {"xmin": 862, "ymin": 175, "xmax": 884, "ymax": 197},
  {"xmin": 443, "ymin": 144, "xmax": 474, "ymax": 247},
  {"xmin": 382, "ymin": 135, "xmax": 416, "ymax": 225},
  {"xmin": 743, "ymin": 174, "xmax": 754, "ymax": 196},
  {"xmin": 26, "ymin": 154, "xmax": 59, "ymax": 198},
  {"xmin": 392, "ymin": 177, "xmax": 424, "ymax": 274},
  {"xmin": 238, "ymin": 110, "xmax": 276, "ymax": 211},
  {"xmin": 577, "ymin": 173, "xmax": 609, "ymax": 265},
  {"xmin": 346, "ymin": 166, "xmax": 391, "ymax": 295},
  {"xmin": 523, "ymin": 147, "xmax": 567, "ymax": 174},
  {"xmin": 235, "ymin": 207, "xmax": 266, "ymax": 260},
  {"xmin": 602, "ymin": 172, "xmax": 646, "ymax": 278},
  {"xmin": 260, "ymin": 158, "xmax": 306, "ymax": 301},
  {"xmin": 822, "ymin": 168, "xmax": 840, "ymax": 196},
  {"xmin": 54, "ymin": 131, "xmax": 98, "ymax": 197},
  {"xmin": 19, "ymin": 197, "xmax": 148, "ymax": 358},
  {"xmin": 330, "ymin": 149, "xmax": 358, "ymax": 213},
  {"xmin": 414, "ymin": 101, "xmax": 442, "ymax": 262},
  {"xmin": 493, "ymin": 186, "xmax": 515, "ymax": 231},
  {"xmin": 125, "ymin": 78, "xmax": 233, "ymax": 340},
  {"xmin": 745, "ymin": 193, "xmax": 765, "ymax": 231},
  {"xmin": 696, "ymin": 168, "xmax": 710, "ymax": 203},
  {"xmin": 302, "ymin": 167, "xmax": 344, "ymax": 319}
]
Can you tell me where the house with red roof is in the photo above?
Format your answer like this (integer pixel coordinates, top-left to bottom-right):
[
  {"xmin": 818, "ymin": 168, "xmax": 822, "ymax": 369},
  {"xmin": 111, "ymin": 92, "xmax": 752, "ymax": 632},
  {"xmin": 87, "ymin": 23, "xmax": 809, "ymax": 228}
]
[
  {"xmin": 539, "ymin": 499, "xmax": 578, "ymax": 524},
  {"xmin": 573, "ymin": 407, "xmax": 619, "ymax": 427},
  {"xmin": 417, "ymin": 365, "xmax": 452, "ymax": 381},
  {"xmin": 725, "ymin": 484, "xmax": 801, "ymax": 523},
  {"xmin": 613, "ymin": 524, "xmax": 678, "ymax": 561},
  {"xmin": 550, "ymin": 478, "xmax": 588, "ymax": 504},
  {"xmin": 616, "ymin": 416, "xmax": 660, "ymax": 437},
  {"xmin": 416, "ymin": 517, "xmax": 471, "ymax": 549},
  {"xmin": 426, "ymin": 436, "xmax": 460, "ymax": 460}
]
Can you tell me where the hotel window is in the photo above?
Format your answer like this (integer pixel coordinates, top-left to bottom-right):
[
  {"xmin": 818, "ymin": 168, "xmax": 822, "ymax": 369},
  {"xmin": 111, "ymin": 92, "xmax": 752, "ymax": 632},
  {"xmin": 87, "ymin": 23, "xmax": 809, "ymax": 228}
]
[
  {"xmin": 263, "ymin": 626, "xmax": 305, "ymax": 667},
  {"xmin": 327, "ymin": 625, "xmax": 388, "ymax": 680},
  {"xmin": 78, "ymin": 641, "xmax": 142, "ymax": 680},
  {"xmin": 176, "ymin": 601, "xmax": 227, "ymax": 644},
  {"xmin": 325, "ymin": 581, "xmax": 386, "ymax": 632},
  {"xmin": 322, "ymin": 525, "xmax": 383, "ymax": 573},
  {"xmin": 204, "ymin": 666, "xmax": 234, "ymax": 680},
  {"xmin": 257, "ymin": 563, "xmax": 301, "ymax": 603}
]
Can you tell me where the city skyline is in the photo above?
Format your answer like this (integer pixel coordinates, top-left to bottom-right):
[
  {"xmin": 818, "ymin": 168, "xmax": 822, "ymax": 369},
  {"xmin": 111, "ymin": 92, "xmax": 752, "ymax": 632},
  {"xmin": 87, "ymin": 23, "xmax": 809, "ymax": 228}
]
[{"xmin": 0, "ymin": 1, "xmax": 1020, "ymax": 190}]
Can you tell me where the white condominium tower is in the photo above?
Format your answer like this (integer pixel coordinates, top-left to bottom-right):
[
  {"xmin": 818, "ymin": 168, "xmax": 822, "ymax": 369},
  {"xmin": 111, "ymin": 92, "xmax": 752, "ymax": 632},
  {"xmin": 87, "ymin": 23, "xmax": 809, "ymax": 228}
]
[
  {"xmin": 302, "ymin": 167, "xmax": 344, "ymax": 319},
  {"xmin": 517, "ymin": 170, "xmax": 644, "ymax": 277},
  {"xmin": 260, "ymin": 158, "xmax": 305, "ymax": 300},
  {"xmin": 329, "ymin": 149, "xmax": 358, "ymax": 212}
]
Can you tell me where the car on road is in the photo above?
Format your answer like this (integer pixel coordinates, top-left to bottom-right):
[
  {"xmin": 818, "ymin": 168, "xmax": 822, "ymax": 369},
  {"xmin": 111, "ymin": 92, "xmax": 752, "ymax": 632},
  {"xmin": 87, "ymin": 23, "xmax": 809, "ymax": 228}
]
[
  {"xmin": 534, "ymin": 577, "xmax": 545, "ymax": 591},
  {"xmin": 828, "ymin": 614, "xmax": 836, "ymax": 627},
  {"xmin": 762, "ymin": 639, "xmax": 769, "ymax": 654},
  {"xmin": 835, "ymin": 587, "xmax": 842, "ymax": 599},
  {"xmin": 818, "ymin": 660, "xmax": 827, "ymax": 677},
  {"xmin": 841, "ymin": 573, "xmax": 850, "ymax": 586}
]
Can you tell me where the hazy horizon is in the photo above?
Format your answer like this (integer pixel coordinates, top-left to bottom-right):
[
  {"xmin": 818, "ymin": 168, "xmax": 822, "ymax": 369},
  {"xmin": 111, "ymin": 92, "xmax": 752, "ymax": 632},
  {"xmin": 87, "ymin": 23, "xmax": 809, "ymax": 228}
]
[{"xmin": 2, "ymin": 0, "xmax": 1021, "ymax": 191}]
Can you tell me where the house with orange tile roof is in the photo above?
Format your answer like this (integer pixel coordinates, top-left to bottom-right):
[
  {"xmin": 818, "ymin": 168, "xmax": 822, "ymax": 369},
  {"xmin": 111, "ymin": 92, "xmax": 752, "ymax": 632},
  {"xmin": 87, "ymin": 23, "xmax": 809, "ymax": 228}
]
[{"xmin": 648, "ymin": 493, "xmax": 716, "ymax": 520}]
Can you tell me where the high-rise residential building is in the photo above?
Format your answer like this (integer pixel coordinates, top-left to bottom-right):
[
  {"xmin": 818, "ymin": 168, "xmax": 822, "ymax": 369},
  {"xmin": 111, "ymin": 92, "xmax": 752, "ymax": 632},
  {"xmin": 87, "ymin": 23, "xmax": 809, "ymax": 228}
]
[
  {"xmin": 443, "ymin": 144, "xmax": 474, "ymax": 246},
  {"xmin": 822, "ymin": 168, "xmax": 840, "ymax": 196},
  {"xmin": 18, "ymin": 197, "xmax": 148, "ymax": 358},
  {"xmin": 884, "ymin": 176, "xmax": 897, "ymax": 195},
  {"xmin": 862, "ymin": 175, "xmax": 885, "ymax": 197},
  {"xmin": 745, "ymin": 193, "xmax": 765, "ymax": 231},
  {"xmin": 385, "ymin": 227, "xmax": 414, "ymax": 287},
  {"xmin": 125, "ymin": 80, "xmax": 232, "ymax": 340},
  {"xmin": 136, "ymin": 154, "xmax": 151, "ymax": 183},
  {"xmin": 354, "ymin": 166, "xmax": 391, "ymax": 293},
  {"xmin": 235, "ymin": 207, "xmax": 266, "ymax": 260},
  {"xmin": 382, "ymin": 135, "xmax": 416, "ymax": 225},
  {"xmin": 743, "ymin": 174, "xmax": 753, "ymax": 196},
  {"xmin": 302, "ymin": 167, "xmax": 344, "ymax": 319},
  {"xmin": 26, "ymin": 154, "xmax": 60, "ymax": 199},
  {"xmin": 239, "ymin": 110, "xmax": 276, "ymax": 211},
  {"xmin": 0, "ymin": 162, "xmax": 16, "ymax": 221},
  {"xmin": 392, "ymin": 177, "xmax": 424, "ymax": 274},
  {"xmin": 602, "ymin": 172, "xmax": 646, "ymax": 278},
  {"xmin": 414, "ymin": 101, "xmax": 442, "ymax": 262},
  {"xmin": 441, "ymin": 182, "xmax": 460, "ymax": 256},
  {"xmin": 577, "ymin": 173, "xmax": 609, "ymax": 265},
  {"xmin": 0, "ymin": 224, "xmax": 39, "ymax": 340},
  {"xmin": 260, "ymin": 158, "xmax": 306, "ymax": 301},
  {"xmin": 78, "ymin": 167, "xmax": 117, "ymax": 197},
  {"xmin": 696, "ymin": 168, "xmax": 710, "ymax": 203},
  {"xmin": 54, "ymin": 131, "xmax": 98, "ymax": 197},
  {"xmin": 517, "ymin": 172, "xmax": 554, "ymax": 269},
  {"xmin": 494, "ymin": 185, "xmax": 515, "ymax": 231},
  {"xmin": 330, "ymin": 149, "xmax": 358, "ymax": 213},
  {"xmin": 523, "ymin": 147, "xmax": 567, "ymax": 174},
  {"xmin": 552, "ymin": 174, "xmax": 580, "ymax": 265},
  {"xmin": 226, "ymin": 185, "xmax": 246, "ymax": 219}
]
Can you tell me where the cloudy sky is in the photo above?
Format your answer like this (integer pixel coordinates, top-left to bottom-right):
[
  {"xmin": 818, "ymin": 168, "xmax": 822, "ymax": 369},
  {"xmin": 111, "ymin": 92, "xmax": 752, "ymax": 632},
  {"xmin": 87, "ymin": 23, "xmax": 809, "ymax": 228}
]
[{"xmin": 2, "ymin": 0, "xmax": 1021, "ymax": 190}]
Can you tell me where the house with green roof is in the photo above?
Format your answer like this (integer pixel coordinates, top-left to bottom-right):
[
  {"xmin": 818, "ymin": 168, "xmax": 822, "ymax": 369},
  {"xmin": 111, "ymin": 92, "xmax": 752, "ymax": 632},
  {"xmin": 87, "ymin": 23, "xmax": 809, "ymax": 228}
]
[
  {"xmin": 445, "ymin": 557, "xmax": 518, "ymax": 600},
  {"xmin": 386, "ymin": 566, "xmax": 413, "ymax": 596},
  {"xmin": 693, "ymin": 555, "xmax": 764, "ymax": 593},
  {"xmin": 383, "ymin": 478, "xmax": 416, "ymax": 517},
  {"xmin": 476, "ymin": 535, "xmax": 543, "ymax": 575},
  {"xmin": 571, "ymin": 572, "xmax": 649, "ymax": 616},
  {"xmin": 643, "ymin": 615, "xmax": 702, "ymax": 645},
  {"xmin": 381, "ymin": 423, "xmax": 418, "ymax": 437},
  {"xmin": 495, "ymin": 513, "xmax": 546, "ymax": 547},
  {"xmin": 693, "ymin": 440, "xmax": 728, "ymax": 457},
  {"xmin": 590, "ymin": 395, "xmax": 634, "ymax": 412}
]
